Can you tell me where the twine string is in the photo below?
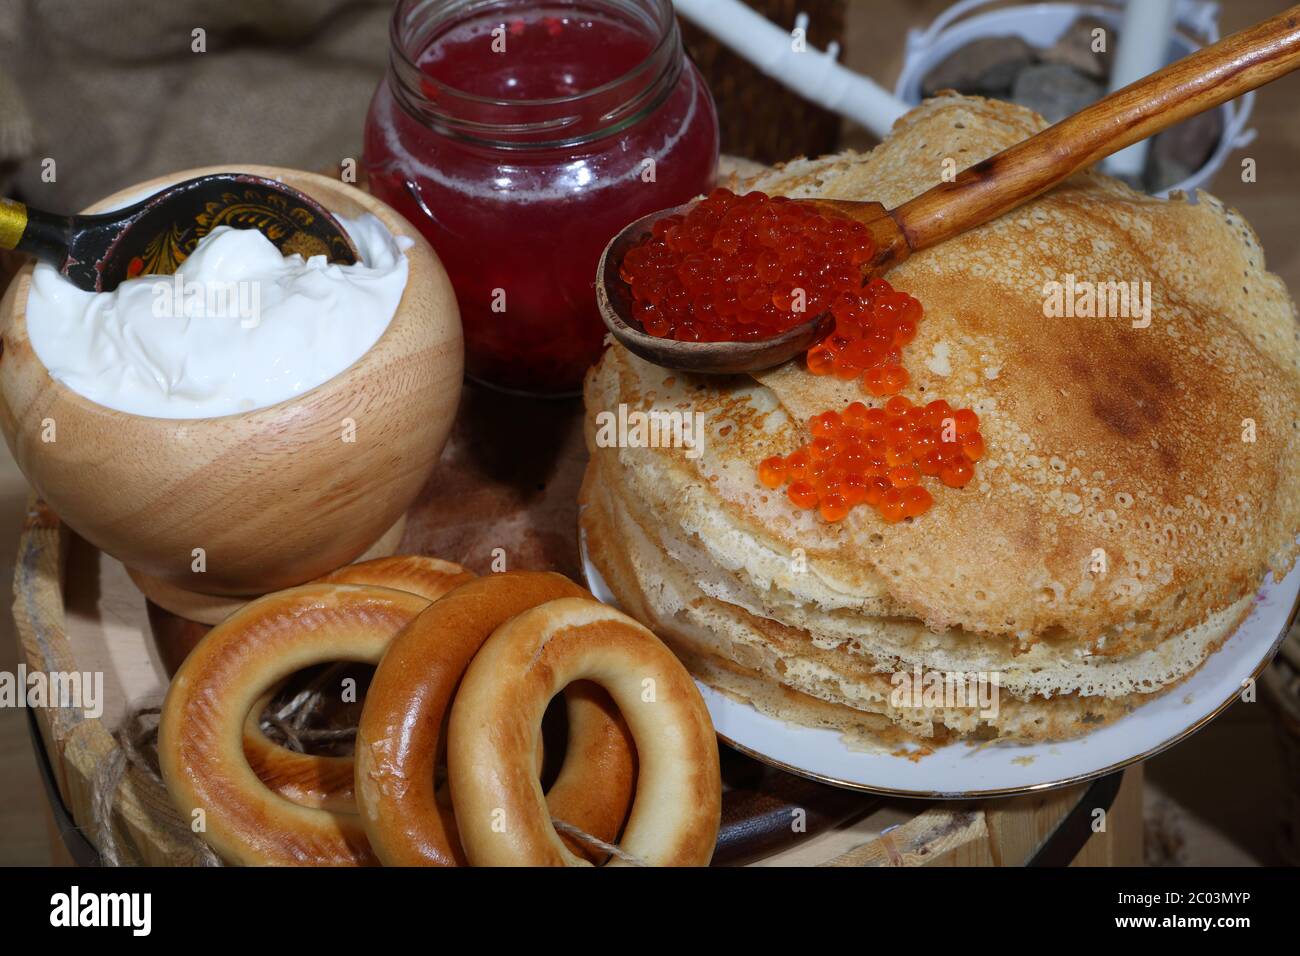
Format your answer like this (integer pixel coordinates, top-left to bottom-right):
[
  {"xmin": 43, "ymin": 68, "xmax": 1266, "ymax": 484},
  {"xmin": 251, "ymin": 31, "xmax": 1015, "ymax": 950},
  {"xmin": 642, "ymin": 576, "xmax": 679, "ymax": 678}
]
[
  {"xmin": 553, "ymin": 819, "xmax": 648, "ymax": 866},
  {"xmin": 91, "ymin": 705, "xmax": 223, "ymax": 867}
]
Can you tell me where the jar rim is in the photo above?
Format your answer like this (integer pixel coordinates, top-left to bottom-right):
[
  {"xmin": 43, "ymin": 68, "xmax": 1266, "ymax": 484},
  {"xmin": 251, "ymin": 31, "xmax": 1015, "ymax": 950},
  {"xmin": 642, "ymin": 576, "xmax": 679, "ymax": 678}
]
[{"xmin": 388, "ymin": 0, "xmax": 677, "ymax": 110}]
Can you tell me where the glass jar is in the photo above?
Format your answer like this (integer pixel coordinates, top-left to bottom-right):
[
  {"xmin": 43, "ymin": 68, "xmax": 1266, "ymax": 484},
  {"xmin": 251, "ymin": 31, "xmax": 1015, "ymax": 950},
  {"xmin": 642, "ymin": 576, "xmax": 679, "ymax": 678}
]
[{"xmin": 364, "ymin": 0, "xmax": 720, "ymax": 396}]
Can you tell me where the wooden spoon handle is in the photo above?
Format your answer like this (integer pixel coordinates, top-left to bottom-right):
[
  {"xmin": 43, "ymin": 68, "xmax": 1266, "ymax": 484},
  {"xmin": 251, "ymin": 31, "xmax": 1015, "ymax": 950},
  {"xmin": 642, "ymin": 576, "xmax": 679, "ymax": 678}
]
[{"xmin": 892, "ymin": 5, "xmax": 1300, "ymax": 252}]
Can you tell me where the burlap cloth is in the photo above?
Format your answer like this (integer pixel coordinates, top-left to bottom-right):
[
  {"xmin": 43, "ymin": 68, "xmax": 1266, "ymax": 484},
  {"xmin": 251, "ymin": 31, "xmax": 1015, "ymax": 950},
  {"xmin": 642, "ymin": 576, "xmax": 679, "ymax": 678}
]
[{"xmin": 0, "ymin": 0, "xmax": 392, "ymax": 210}]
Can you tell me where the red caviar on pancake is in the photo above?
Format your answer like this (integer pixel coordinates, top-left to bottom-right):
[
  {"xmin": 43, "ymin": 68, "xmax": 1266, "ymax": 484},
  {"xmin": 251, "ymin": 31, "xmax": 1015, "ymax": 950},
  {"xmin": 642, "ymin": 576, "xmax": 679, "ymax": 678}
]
[
  {"xmin": 783, "ymin": 272, "xmax": 985, "ymax": 521},
  {"xmin": 758, "ymin": 397, "xmax": 984, "ymax": 523}
]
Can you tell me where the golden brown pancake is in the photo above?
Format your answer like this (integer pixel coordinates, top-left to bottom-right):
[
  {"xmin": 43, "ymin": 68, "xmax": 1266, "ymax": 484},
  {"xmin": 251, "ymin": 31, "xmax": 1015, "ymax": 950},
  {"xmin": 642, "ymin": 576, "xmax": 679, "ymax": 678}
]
[
  {"xmin": 580, "ymin": 93, "xmax": 1300, "ymax": 744},
  {"xmin": 582, "ymin": 344, "xmax": 1255, "ymax": 743}
]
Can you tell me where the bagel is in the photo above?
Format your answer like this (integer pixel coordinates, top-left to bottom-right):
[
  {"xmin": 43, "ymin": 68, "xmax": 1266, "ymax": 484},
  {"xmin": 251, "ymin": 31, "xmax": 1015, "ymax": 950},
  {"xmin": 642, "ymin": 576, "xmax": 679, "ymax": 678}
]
[
  {"xmin": 544, "ymin": 680, "xmax": 640, "ymax": 862},
  {"xmin": 317, "ymin": 555, "xmax": 477, "ymax": 597},
  {"xmin": 159, "ymin": 584, "xmax": 430, "ymax": 865},
  {"xmin": 241, "ymin": 556, "xmax": 476, "ymax": 813},
  {"xmin": 243, "ymin": 689, "xmax": 357, "ymax": 813},
  {"xmin": 448, "ymin": 597, "xmax": 721, "ymax": 867},
  {"xmin": 355, "ymin": 571, "xmax": 637, "ymax": 866}
]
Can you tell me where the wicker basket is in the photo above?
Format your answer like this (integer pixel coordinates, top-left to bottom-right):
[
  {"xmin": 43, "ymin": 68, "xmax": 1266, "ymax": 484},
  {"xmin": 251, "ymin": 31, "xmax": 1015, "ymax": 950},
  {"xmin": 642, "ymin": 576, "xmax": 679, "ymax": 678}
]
[{"xmin": 681, "ymin": 0, "xmax": 845, "ymax": 164}]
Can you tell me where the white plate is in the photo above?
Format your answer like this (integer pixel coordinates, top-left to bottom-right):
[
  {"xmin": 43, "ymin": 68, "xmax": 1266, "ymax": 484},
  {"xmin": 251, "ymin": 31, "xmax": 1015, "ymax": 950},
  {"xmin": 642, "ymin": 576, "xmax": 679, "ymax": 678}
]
[{"xmin": 579, "ymin": 528, "xmax": 1300, "ymax": 797}]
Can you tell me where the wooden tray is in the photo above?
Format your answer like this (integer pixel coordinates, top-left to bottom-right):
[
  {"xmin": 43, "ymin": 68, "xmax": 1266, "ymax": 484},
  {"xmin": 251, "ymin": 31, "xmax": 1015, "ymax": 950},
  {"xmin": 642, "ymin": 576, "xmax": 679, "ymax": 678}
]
[
  {"xmin": 9, "ymin": 156, "xmax": 1140, "ymax": 866},
  {"xmin": 13, "ymin": 379, "xmax": 1142, "ymax": 866}
]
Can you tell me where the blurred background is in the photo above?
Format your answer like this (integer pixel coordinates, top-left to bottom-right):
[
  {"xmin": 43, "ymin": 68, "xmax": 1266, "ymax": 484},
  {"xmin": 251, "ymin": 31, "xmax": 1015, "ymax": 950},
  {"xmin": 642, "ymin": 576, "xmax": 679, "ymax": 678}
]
[{"xmin": 0, "ymin": 0, "xmax": 1296, "ymax": 865}]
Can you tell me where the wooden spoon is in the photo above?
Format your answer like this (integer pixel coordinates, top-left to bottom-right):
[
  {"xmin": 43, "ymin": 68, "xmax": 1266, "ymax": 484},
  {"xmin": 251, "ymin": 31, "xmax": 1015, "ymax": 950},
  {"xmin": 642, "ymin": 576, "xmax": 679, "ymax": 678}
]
[
  {"xmin": 598, "ymin": 4, "xmax": 1300, "ymax": 374},
  {"xmin": 0, "ymin": 172, "xmax": 357, "ymax": 293}
]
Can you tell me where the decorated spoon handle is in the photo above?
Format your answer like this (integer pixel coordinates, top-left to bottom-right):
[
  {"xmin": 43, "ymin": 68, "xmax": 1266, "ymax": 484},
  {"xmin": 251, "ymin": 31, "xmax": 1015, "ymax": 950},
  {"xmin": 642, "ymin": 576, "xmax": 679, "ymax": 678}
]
[
  {"xmin": 0, "ymin": 198, "xmax": 72, "ymax": 268},
  {"xmin": 892, "ymin": 5, "xmax": 1300, "ymax": 252}
]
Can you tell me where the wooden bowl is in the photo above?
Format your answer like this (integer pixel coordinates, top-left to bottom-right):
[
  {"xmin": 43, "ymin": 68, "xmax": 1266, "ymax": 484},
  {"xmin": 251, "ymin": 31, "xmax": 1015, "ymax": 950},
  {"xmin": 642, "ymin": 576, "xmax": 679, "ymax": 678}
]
[{"xmin": 0, "ymin": 164, "xmax": 463, "ymax": 596}]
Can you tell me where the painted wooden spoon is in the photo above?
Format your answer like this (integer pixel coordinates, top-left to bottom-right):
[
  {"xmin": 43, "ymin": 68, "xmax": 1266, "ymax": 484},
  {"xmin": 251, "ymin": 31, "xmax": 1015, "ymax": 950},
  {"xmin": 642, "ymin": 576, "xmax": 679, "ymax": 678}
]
[
  {"xmin": 0, "ymin": 173, "xmax": 357, "ymax": 293},
  {"xmin": 598, "ymin": 4, "xmax": 1300, "ymax": 374}
]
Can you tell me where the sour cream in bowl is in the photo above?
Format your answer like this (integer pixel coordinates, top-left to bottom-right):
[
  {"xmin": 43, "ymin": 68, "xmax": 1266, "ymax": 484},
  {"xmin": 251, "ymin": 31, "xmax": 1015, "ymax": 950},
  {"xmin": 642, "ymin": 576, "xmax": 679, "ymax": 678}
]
[
  {"xmin": 26, "ymin": 212, "xmax": 411, "ymax": 418},
  {"xmin": 0, "ymin": 166, "xmax": 463, "ymax": 604}
]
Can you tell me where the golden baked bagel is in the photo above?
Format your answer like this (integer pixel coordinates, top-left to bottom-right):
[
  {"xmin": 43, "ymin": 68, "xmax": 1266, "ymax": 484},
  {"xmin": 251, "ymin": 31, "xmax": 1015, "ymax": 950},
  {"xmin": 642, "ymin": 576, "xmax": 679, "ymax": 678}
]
[
  {"xmin": 159, "ymin": 584, "xmax": 429, "ymax": 865},
  {"xmin": 543, "ymin": 679, "xmax": 641, "ymax": 861},
  {"xmin": 241, "ymin": 556, "xmax": 476, "ymax": 813},
  {"xmin": 581, "ymin": 93, "xmax": 1300, "ymax": 746},
  {"xmin": 355, "ymin": 571, "xmax": 637, "ymax": 866},
  {"xmin": 448, "ymin": 598, "xmax": 721, "ymax": 866}
]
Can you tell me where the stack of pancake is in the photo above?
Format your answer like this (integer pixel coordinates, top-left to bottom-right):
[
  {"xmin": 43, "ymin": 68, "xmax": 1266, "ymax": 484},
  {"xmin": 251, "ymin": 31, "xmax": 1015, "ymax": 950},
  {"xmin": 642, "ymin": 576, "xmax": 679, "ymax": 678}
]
[{"xmin": 581, "ymin": 94, "xmax": 1300, "ymax": 747}]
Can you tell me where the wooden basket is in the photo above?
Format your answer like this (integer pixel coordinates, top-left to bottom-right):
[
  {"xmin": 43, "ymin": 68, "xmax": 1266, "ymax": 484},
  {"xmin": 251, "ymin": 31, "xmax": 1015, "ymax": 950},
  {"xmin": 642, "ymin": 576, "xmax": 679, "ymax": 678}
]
[
  {"xmin": 8, "ymin": 160, "xmax": 1139, "ymax": 868},
  {"xmin": 15, "ymin": 473, "xmax": 1141, "ymax": 866},
  {"xmin": 681, "ymin": 0, "xmax": 846, "ymax": 164},
  {"xmin": 16, "ymin": 502, "xmax": 209, "ymax": 865}
]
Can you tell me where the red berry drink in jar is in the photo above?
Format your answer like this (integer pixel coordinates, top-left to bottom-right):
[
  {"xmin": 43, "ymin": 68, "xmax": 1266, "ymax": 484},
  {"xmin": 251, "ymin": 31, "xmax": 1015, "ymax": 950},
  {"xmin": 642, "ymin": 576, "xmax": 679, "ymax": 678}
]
[{"xmin": 365, "ymin": 0, "xmax": 719, "ymax": 395}]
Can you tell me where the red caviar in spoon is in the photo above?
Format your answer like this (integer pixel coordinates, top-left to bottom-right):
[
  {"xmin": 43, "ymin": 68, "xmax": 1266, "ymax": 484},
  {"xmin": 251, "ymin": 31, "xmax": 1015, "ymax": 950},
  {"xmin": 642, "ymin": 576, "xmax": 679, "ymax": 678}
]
[{"xmin": 620, "ymin": 188, "xmax": 876, "ymax": 342}]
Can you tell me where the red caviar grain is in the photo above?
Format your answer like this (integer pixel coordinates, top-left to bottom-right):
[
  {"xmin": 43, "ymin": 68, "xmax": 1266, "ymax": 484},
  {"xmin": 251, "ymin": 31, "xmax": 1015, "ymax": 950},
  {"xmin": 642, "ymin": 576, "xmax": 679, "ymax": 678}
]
[
  {"xmin": 788, "ymin": 481, "xmax": 818, "ymax": 509},
  {"xmin": 953, "ymin": 409, "xmax": 980, "ymax": 435},
  {"xmin": 807, "ymin": 347, "xmax": 835, "ymax": 375},
  {"xmin": 923, "ymin": 400, "xmax": 951, "ymax": 428},
  {"xmin": 888, "ymin": 466, "xmax": 920, "ymax": 489},
  {"xmin": 880, "ymin": 489, "xmax": 906, "ymax": 523},
  {"xmin": 758, "ymin": 456, "xmax": 787, "ymax": 489},
  {"xmin": 940, "ymin": 459, "xmax": 975, "ymax": 488},
  {"xmin": 882, "ymin": 444, "xmax": 907, "ymax": 468},
  {"xmin": 786, "ymin": 450, "xmax": 811, "ymax": 480},
  {"xmin": 960, "ymin": 433, "xmax": 985, "ymax": 462},
  {"xmin": 901, "ymin": 486, "xmax": 933, "ymax": 518},
  {"xmin": 862, "ymin": 367, "xmax": 890, "ymax": 396},
  {"xmin": 919, "ymin": 449, "xmax": 946, "ymax": 477},
  {"xmin": 863, "ymin": 477, "xmax": 889, "ymax": 506},
  {"xmin": 843, "ymin": 473, "xmax": 868, "ymax": 504},
  {"xmin": 884, "ymin": 396, "xmax": 912, "ymax": 418},
  {"xmin": 810, "ymin": 411, "xmax": 841, "ymax": 439},
  {"xmin": 864, "ymin": 364, "xmax": 908, "ymax": 396},
  {"xmin": 819, "ymin": 494, "xmax": 850, "ymax": 522},
  {"xmin": 844, "ymin": 401, "xmax": 870, "ymax": 427}
]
